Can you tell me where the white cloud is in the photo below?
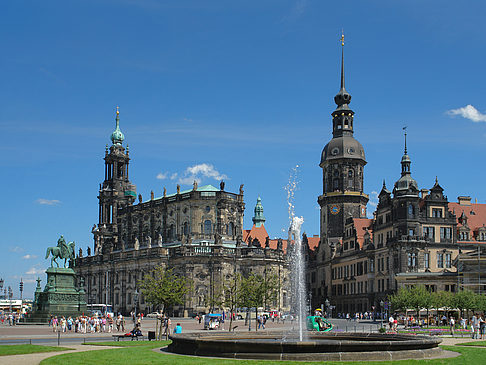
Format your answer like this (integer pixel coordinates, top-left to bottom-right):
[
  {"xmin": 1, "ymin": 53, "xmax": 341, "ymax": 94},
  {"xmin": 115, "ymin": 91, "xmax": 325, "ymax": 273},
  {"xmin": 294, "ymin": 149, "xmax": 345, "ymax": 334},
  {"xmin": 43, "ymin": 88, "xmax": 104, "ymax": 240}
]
[
  {"xmin": 9, "ymin": 246, "xmax": 24, "ymax": 253},
  {"xmin": 282, "ymin": 0, "xmax": 308, "ymax": 22},
  {"xmin": 22, "ymin": 254, "xmax": 37, "ymax": 260},
  {"xmin": 170, "ymin": 173, "xmax": 178, "ymax": 180},
  {"xmin": 156, "ymin": 172, "xmax": 168, "ymax": 180},
  {"xmin": 26, "ymin": 267, "xmax": 45, "ymax": 275},
  {"xmin": 36, "ymin": 198, "xmax": 61, "ymax": 206},
  {"xmin": 447, "ymin": 104, "xmax": 486, "ymax": 122},
  {"xmin": 178, "ymin": 163, "xmax": 228, "ymax": 185},
  {"xmin": 367, "ymin": 191, "xmax": 379, "ymax": 218}
]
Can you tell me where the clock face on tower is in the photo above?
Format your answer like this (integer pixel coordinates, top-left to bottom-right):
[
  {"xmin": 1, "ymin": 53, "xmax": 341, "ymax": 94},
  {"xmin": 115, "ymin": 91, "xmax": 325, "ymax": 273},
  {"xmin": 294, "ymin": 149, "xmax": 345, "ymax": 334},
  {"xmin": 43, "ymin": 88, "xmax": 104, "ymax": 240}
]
[{"xmin": 330, "ymin": 205, "xmax": 340, "ymax": 215}]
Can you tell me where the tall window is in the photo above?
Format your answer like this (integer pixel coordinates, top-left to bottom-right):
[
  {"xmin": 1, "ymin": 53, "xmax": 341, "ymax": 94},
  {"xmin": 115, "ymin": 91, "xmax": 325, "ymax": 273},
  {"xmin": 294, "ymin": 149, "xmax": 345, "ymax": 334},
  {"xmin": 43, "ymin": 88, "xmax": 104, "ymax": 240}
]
[
  {"xmin": 424, "ymin": 252, "xmax": 430, "ymax": 269},
  {"xmin": 437, "ymin": 253, "xmax": 444, "ymax": 268},
  {"xmin": 227, "ymin": 222, "xmax": 234, "ymax": 236},
  {"xmin": 432, "ymin": 208, "xmax": 443, "ymax": 218},
  {"xmin": 424, "ymin": 227, "xmax": 435, "ymax": 239},
  {"xmin": 445, "ymin": 253, "xmax": 452, "ymax": 268},
  {"xmin": 204, "ymin": 220, "xmax": 212, "ymax": 235},
  {"xmin": 440, "ymin": 227, "xmax": 452, "ymax": 240},
  {"xmin": 408, "ymin": 204, "xmax": 414, "ymax": 218},
  {"xmin": 408, "ymin": 253, "xmax": 417, "ymax": 268}
]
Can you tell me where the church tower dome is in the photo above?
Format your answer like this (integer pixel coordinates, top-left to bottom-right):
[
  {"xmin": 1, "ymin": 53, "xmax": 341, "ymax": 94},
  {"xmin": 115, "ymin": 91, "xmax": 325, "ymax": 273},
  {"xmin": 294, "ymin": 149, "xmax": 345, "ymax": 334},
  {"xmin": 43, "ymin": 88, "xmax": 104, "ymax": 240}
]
[
  {"xmin": 252, "ymin": 196, "xmax": 266, "ymax": 227},
  {"xmin": 110, "ymin": 107, "xmax": 125, "ymax": 146}
]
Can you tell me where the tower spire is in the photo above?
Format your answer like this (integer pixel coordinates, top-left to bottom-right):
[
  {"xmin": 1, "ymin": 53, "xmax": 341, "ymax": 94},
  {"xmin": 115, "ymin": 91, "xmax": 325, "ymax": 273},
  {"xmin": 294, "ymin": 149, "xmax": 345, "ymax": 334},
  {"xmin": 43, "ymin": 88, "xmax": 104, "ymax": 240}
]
[
  {"xmin": 252, "ymin": 196, "xmax": 266, "ymax": 228},
  {"xmin": 111, "ymin": 106, "xmax": 125, "ymax": 146},
  {"xmin": 403, "ymin": 126, "xmax": 407, "ymax": 154},
  {"xmin": 340, "ymin": 30, "xmax": 345, "ymax": 90}
]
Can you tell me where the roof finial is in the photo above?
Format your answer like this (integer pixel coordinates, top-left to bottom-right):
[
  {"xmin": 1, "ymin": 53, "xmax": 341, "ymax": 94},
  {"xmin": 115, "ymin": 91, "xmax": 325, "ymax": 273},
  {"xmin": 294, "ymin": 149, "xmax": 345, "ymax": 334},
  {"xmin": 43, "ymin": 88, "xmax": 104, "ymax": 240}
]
[
  {"xmin": 402, "ymin": 126, "xmax": 408, "ymax": 154},
  {"xmin": 340, "ymin": 30, "xmax": 345, "ymax": 90},
  {"xmin": 435, "ymin": 176, "xmax": 438, "ymax": 184},
  {"xmin": 383, "ymin": 179, "xmax": 386, "ymax": 188}
]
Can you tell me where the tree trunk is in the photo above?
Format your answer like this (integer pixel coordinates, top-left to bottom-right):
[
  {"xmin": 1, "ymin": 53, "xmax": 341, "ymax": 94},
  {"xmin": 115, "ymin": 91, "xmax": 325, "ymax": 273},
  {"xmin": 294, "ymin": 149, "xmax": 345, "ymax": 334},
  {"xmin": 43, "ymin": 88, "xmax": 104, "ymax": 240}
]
[
  {"xmin": 255, "ymin": 307, "xmax": 258, "ymax": 332},
  {"xmin": 228, "ymin": 306, "xmax": 234, "ymax": 332}
]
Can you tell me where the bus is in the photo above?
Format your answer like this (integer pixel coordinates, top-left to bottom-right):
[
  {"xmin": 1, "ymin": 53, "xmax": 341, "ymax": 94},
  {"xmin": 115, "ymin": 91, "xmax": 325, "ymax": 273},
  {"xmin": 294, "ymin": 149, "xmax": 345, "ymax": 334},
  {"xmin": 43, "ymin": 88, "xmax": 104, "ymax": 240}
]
[{"xmin": 87, "ymin": 304, "xmax": 114, "ymax": 318}]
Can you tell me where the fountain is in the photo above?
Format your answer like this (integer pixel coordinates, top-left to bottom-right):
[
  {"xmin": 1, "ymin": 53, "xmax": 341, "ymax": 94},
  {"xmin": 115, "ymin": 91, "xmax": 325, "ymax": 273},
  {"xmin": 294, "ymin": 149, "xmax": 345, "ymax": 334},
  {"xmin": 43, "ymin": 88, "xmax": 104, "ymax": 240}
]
[{"xmin": 166, "ymin": 166, "xmax": 448, "ymax": 361}]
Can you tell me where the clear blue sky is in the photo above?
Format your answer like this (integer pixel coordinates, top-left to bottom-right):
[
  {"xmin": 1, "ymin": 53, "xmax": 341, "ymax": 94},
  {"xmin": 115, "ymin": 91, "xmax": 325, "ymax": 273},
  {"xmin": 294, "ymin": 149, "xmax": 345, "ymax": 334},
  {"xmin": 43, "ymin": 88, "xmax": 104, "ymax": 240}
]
[{"xmin": 2, "ymin": 0, "xmax": 485, "ymax": 298}]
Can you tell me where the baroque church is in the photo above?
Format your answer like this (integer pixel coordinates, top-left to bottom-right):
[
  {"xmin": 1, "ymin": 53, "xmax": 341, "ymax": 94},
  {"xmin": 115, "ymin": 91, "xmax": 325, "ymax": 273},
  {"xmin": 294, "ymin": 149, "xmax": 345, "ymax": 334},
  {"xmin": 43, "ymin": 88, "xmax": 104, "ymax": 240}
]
[
  {"xmin": 308, "ymin": 38, "xmax": 486, "ymax": 315},
  {"xmin": 75, "ymin": 109, "xmax": 291, "ymax": 316}
]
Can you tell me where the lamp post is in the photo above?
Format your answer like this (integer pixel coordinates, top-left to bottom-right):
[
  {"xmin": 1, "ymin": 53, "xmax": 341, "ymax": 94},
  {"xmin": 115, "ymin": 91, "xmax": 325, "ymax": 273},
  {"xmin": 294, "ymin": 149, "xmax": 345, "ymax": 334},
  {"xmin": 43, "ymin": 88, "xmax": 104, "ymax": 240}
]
[
  {"xmin": 19, "ymin": 279, "xmax": 24, "ymax": 319},
  {"xmin": 325, "ymin": 299, "xmax": 330, "ymax": 318},
  {"xmin": 8, "ymin": 286, "xmax": 13, "ymax": 315},
  {"xmin": 0, "ymin": 278, "xmax": 4, "ymax": 299},
  {"xmin": 380, "ymin": 300, "xmax": 384, "ymax": 329},
  {"xmin": 134, "ymin": 289, "xmax": 139, "ymax": 321}
]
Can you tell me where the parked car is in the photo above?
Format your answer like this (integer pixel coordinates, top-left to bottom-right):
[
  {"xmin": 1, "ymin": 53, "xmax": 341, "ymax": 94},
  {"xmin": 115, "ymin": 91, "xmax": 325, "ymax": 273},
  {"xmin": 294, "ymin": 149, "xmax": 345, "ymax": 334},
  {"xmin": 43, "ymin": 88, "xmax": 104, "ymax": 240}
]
[{"xmin": 147, "ymin": 312, "xmax": 161, "ymax": 318}]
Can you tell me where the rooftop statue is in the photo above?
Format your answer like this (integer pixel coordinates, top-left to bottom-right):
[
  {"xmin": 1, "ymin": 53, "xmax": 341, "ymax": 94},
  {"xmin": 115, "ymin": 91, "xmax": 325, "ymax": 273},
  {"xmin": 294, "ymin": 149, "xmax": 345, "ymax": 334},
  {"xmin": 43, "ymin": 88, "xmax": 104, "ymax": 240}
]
[{"xmin": 45, "ymin": 235, "xmax": 75, "ymax": 268}]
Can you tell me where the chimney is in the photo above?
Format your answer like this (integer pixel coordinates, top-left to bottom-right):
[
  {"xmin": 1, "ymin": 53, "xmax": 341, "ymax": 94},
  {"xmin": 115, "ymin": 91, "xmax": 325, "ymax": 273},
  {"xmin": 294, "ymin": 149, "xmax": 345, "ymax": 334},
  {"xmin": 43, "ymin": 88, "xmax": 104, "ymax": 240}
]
[
  {"xmin": 420, "ymin": 189, "xmax": 429, "ymax": 199},
  {"xmin": 458, "ymin": 196, "xmax": 472, "ymax": 206}
]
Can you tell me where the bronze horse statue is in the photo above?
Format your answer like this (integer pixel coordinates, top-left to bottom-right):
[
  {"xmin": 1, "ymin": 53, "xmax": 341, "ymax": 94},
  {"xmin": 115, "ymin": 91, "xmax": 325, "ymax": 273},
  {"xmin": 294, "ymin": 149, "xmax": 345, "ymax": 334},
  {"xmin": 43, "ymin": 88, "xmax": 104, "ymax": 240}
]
[{"xmin": 45, "ymin": 235, "xmax": 75, "ymax": 268}]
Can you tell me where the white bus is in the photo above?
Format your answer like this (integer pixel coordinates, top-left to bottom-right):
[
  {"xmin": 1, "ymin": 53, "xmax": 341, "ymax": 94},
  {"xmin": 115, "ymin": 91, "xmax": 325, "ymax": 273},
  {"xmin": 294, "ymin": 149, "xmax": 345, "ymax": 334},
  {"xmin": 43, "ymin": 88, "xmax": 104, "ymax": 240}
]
[{"xmin": 87, "ymin": 304, "xmax": 114, "ymax": 318}]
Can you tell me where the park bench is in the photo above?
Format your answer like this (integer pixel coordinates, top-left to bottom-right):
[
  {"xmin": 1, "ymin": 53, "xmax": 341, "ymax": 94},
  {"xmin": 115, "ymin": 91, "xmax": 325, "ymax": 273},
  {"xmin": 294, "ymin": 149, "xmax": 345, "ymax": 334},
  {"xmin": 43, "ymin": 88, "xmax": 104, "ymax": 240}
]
[{"xmin": 112, "ymin": 334, "xmax": 145, "ymax": 341}]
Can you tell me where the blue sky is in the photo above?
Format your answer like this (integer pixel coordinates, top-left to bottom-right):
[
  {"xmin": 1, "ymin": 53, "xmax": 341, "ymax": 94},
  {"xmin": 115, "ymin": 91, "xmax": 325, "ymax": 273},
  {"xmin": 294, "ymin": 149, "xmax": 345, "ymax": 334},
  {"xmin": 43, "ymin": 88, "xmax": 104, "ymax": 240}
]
[{"xmin": 2, "ymin": 0, "xmax": 486, "ymax": 298}]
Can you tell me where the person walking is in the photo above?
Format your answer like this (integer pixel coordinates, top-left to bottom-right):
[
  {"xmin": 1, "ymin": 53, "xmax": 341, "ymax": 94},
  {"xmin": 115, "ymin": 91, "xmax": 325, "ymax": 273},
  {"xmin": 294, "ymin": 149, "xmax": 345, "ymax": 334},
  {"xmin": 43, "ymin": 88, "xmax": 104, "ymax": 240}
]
[
  {"xmin": 449, "ymin": 317, "xmax": 455, "ymax": 336},
  {"xmin": 479, "ymin": 316, "xmax": 485, "ymax": 340}
]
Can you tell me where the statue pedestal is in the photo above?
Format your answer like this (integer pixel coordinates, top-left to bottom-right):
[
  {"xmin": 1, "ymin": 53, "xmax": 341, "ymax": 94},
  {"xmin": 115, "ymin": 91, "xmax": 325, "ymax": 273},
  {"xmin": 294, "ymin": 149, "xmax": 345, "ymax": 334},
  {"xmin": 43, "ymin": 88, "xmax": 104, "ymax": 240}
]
[{"xmin": 28, "ymin": 267, "xmax": 87, "ymax": 322}]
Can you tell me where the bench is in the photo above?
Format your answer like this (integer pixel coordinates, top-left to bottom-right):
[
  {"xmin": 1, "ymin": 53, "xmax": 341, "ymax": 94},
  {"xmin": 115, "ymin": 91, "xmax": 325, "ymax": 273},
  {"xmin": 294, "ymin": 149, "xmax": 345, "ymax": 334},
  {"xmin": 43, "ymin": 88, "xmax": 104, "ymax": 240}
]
[{"xmin": 112, "ymin": 334, "xmax": 145, "ymax": 341}]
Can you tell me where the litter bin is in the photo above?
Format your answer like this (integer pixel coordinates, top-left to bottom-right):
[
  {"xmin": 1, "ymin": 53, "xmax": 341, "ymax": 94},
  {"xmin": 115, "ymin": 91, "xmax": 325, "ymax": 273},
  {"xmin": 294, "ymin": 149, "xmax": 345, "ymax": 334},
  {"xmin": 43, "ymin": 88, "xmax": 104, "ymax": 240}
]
[{"xmin": 148, "ymin": 331, "xmax": 156, "ymax": 341}]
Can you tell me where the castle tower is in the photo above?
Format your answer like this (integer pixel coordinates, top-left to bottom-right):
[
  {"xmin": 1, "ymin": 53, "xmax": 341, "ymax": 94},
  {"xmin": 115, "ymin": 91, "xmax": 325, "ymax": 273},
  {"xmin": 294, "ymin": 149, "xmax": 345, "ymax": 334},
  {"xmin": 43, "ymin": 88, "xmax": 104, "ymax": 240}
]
[
  {"xmin": 252, "ymin": 197, "xmax": 266, "ymax": 228},
  {"xmin": 95, "ymin": 107, "xmax": 137, "ymax": 254},
  {"xmin": 318, "ymin": 34, "xmax": 369, "ymax": 246}
]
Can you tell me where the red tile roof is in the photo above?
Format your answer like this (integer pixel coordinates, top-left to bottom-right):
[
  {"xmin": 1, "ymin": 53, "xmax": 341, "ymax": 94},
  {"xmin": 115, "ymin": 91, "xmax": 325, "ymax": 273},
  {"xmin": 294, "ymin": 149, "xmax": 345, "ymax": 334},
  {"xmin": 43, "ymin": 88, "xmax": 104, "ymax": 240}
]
[
  {"xmin": 243, "ymin": 225, "xmax": 269, "ymax": 246},
  {"xmin": 352, "ymin": 218, "xmax": 373, "ymax": 248},
  {"xmin": 449, "ymin": 202, "xmax": 486, "ymax": 242}
]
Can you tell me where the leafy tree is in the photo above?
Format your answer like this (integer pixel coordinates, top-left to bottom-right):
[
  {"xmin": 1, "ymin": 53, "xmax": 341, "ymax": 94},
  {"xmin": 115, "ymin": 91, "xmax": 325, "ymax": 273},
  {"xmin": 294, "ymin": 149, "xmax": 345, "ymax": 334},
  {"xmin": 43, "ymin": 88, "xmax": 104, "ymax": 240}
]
[
  {"xmin": 453, "ymin": 289, "xmax": 476, "ymax": 319},
  {"xmin": 138, "ymin": 265, "xmax": 191, "ymax": 339},
  {"xmin": 222, "ymin": 272, "xmax": 242, "ymax": 332},
  {"xmin": 389, "ymin": 287, "xmax": 411, "ymax": 312}
]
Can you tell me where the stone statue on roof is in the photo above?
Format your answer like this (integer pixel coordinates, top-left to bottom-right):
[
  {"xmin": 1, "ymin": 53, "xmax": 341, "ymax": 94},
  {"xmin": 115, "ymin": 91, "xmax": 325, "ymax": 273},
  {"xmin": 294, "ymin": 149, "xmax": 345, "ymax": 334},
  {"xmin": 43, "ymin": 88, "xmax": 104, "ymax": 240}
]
[
  {"xmin": 220, "ymin": 180, "xmax": 225, "ymax": 191},
  {"xmin": 177, "ymin": 184, "xmax": 180, "ymax": 194},
  {"xmin": 163, "ymin": 187, "xmax": 167, "ymax": 197},
  {"xmin": 239, "ymin": 184, "xmax": 244, "ymax": 195},
  {"xmin": 193, "ymin": 180, "xmax": 198, "ymax": 191},
  {"xmin": 138, "ymin": 194, "xmax": 142, "ymax": 203}
]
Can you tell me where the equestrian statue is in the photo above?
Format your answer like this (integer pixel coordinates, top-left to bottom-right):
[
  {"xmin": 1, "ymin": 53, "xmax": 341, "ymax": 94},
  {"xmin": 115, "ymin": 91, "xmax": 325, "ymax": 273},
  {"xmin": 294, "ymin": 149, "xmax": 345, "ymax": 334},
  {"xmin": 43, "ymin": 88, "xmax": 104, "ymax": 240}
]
[{"xmin": 45, "ymin": 235, "xmax": 75, "ymax": 268}]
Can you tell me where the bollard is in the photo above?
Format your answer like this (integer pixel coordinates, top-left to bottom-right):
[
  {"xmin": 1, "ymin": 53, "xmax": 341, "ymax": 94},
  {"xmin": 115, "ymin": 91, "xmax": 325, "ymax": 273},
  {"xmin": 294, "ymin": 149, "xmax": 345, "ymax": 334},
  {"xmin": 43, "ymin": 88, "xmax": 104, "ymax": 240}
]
[
  {"xmin": 30, "ymin": 339, "xmax": 32, "ymax": 345},
  {"xmin": 57, "ymin": 331, "xmax": 60, "ymax": 346}
]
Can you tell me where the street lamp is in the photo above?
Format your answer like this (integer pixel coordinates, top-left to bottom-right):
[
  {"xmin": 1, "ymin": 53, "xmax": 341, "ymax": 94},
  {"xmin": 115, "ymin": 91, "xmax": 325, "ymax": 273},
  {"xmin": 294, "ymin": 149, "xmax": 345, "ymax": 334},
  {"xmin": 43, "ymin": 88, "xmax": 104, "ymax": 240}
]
[
  {"xmin": 134, "ymin": 289, "xmax": 139, "ymax": 320},
  {"xmin": 380, "ymin": 300, "xmax": 384, "ymax": 329},
  {"xmin": 19, "ymin": 279, "xmax": 24, "ymax": 319},
  {"xmin": 8, "ymin": 286, "xmax": 13, "ymax": 315},
  {"xmin": 325, "ymin": 299, "xmax": 330, "ymax": 318}
]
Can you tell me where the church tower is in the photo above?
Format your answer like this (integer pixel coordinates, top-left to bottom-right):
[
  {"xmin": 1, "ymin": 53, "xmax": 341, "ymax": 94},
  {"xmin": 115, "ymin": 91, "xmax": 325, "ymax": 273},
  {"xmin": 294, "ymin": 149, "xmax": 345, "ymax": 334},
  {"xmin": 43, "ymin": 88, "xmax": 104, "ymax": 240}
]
[
  {"xmin": 318, "ymin": 34, "xmax": 369, "ymax": 247},
  {"xmin": 94, "ymin": 107, "xmax": 137, "ymax": 254}
]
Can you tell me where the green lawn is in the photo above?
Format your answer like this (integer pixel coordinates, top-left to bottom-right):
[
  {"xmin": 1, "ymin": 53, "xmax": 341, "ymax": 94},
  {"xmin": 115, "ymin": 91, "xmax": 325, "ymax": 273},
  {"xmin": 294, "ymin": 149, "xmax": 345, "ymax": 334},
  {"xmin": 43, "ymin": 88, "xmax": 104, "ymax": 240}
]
[
  {"xmin": 457, "ymin": 340, "xmax": 486, "ymax": 347},
  {"xmin": 0, "ymin": 344, "xmax": 71, "ymax": 356},
  {"xmin": 38, "ymin": 341, "xmax": 486, "ymax": 365}
]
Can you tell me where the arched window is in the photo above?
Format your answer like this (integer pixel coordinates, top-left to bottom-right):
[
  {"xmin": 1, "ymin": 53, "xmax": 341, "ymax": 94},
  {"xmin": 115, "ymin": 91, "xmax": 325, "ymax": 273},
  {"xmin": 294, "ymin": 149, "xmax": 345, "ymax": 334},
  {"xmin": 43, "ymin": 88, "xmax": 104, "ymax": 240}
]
[
  {"xmin": 204, "ymin": 220, "xmax": 212, "ymax": 235},
  {"xmin": 227, "ymin": 222, "xmax": 234, "ymax": 236}
]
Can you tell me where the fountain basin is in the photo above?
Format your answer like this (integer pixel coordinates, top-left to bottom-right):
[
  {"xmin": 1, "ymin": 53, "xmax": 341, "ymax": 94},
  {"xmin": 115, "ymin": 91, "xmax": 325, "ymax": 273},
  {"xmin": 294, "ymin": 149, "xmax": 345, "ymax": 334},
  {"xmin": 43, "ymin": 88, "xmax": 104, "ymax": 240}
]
[{"xmin": 167, "ymin": 331, "xmax": 444, "ymax": 361}]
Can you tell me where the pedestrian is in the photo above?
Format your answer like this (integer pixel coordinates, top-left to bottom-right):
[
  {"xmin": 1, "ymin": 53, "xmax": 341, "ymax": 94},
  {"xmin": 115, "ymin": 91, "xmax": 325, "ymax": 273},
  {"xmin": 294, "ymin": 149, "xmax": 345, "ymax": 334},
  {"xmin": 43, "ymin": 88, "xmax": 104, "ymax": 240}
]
[
  {"xmin": 479, "ymin": 316, "xmax": 485, "ymax": 340},
  {"xmin": 174, "ymin": 323, "xmax": 182, "ymax": 334},
  {"xmin": 449, "ymin": 317, "xmax": 455, "ymax": 336}
]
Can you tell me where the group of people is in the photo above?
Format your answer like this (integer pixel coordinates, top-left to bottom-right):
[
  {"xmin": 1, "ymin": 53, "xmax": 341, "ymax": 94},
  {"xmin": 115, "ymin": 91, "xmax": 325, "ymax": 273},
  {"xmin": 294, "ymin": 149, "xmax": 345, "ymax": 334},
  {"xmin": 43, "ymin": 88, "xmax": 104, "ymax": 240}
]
[
  {"xmin": 0, "ymin": 313, "xmax": 19, "ymax": 326},
  {"xmin": 48, "ymin": 314, "xmax": 127, "ymax": 333},
  {"xmin": 467, "ymin": 315, "xmax": 486, "ymax": 339}
]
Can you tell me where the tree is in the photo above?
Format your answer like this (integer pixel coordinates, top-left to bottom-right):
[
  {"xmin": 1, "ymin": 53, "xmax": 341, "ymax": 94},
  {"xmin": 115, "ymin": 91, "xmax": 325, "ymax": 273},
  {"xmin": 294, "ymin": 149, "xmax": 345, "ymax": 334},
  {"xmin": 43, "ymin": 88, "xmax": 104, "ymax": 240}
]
[
  {"xmin": 453, "ymin": 289, "xmax": 476, "ymax": 320},
  {"xmin": 238, "ymin": 272, "xmax": 280, "ymax": 331},
  {"xmin": 138, "ymin": 265, "xmax": 191, "ymax": 339},
  {"xmin": 389, "ymin": 287, "xmax": 411, "ymax": 313},
  {"xmin": 222, "ymin": 272, "xmax": 243, "ymax": 332}
]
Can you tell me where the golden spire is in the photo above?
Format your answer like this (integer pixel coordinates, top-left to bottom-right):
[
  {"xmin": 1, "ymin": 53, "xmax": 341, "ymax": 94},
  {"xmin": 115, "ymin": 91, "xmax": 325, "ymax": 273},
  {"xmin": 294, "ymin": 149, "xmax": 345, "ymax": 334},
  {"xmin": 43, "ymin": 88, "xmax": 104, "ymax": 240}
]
[
  {"xmin": 116, "ymin": 105, "xmax": 120, "ymax": 115},
  {"xmin": 340, "ymin": 30, "xmax": 345, "ymax": 46}
]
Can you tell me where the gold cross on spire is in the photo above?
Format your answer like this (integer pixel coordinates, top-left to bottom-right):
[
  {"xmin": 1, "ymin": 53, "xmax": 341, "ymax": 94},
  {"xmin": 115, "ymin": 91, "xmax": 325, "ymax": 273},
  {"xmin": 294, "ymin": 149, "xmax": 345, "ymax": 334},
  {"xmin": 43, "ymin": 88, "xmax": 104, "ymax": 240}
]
[
  {"xmin": 116, "ymin": 105, "xmax": 120, "ymax": 115},
  {"xmin": 340, "ymin": 30, "xmax": 345, "ymax": 46}
]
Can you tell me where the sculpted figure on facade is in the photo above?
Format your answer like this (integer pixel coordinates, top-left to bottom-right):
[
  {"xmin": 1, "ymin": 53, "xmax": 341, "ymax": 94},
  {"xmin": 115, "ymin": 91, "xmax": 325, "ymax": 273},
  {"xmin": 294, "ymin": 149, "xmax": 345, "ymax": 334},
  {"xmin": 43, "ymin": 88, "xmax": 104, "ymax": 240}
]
[
  {"xmin": 158, "ymin": 233, "xmax": 163, "ymax": 246},
  {"xmin": 147, "ymin": 235, "xmax": 152, "ymax": 248},
  {"xmin": 134, "ymin": 237, "xmax": 140, "ymax": 250}
]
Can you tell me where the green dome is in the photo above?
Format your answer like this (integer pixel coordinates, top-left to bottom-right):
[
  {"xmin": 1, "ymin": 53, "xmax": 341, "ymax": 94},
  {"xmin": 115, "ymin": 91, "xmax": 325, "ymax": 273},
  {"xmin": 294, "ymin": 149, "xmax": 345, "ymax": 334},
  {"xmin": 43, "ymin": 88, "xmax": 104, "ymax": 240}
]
[{"xmin": 111, "ymin": 108, "xmax": 125, "ymax": 145}]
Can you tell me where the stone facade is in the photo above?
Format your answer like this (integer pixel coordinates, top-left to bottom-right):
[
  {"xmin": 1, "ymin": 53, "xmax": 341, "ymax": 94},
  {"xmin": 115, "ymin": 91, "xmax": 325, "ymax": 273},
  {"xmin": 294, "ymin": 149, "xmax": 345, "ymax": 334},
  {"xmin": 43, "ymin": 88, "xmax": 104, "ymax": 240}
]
[{"xmin": 75, "ymin": 109, "xmax": 290, "ymax": 316}]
